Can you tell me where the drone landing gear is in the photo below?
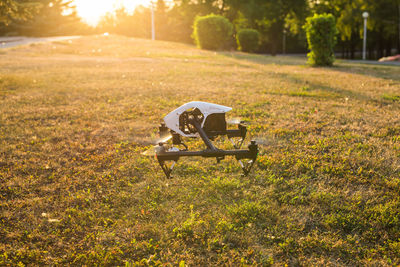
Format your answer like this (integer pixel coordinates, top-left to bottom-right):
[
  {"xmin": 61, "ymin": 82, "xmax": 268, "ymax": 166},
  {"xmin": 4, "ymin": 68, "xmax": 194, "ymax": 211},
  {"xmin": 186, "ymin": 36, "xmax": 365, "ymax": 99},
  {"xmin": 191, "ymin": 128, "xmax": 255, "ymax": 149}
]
[
  {"xmin": 238, "ymin": 159, "xmax": 256, "ymax": 176},
  {"xmin": 157, "ymin": 158, "xmax": 176, "ymax": 179},
  {"xmin": 155, "ymin": 119, "xmax": 258, "ymax": 179},
  {"xmin": 229, "ymin": 137, "xmax": 245, "ymax": 149},
  {"xmin": 156, "ymin": 145, "xmax": 258, "ymax": 178}
]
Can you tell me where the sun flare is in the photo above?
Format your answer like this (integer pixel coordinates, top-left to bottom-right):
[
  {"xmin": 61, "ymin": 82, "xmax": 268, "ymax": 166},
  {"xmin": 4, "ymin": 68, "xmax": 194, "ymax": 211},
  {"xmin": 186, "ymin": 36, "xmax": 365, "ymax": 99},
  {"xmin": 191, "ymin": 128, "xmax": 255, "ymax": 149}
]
[{"xmin": 73, "ymin": 0, "xmax": 151, "ymax": 26}]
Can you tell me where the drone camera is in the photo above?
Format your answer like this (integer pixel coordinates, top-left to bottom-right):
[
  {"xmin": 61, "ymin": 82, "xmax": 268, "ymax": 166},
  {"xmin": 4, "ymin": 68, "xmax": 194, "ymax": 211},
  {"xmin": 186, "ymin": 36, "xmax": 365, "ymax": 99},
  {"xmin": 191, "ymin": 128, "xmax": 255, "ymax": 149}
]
[
  {"xmin": 204, "ymin": 113, "xmax": 227, "ymax": 134},
  {"xmin": 159, "ymin": 122, "xmax": 169, "ymax": 137}
]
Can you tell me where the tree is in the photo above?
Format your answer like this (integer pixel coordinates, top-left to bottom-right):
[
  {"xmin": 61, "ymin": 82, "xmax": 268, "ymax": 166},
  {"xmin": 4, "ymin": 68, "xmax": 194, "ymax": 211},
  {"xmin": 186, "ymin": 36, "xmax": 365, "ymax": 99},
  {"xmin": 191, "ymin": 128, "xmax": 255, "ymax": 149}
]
[
  {"xmin": 336, "ymin": 0, "xmax": 364, "ymax": 59},
  {"xmin": 97, "ymin": 6, "xmax": 151, "ymax": 39},
  {"xmin": 0, "ymin": 0, "xmax": 39, "ymax": 25},
  {"xmin": 364, "ymin": 0, "xmax": 400, "ymax": 57},
  {"xmin": 15, "ymin": 0, "xmax": 85, "ymax": 36},
  {"xmin": 226, "ymin": 0, "xmax": 308, "ymax": 54},
  {"xmin": 308, "ymin": 0, "xmax": 400, "ymax": 59},
  {"xmin": 155, "ymin": 0, "xmax": 169, "ymax": 40},
  {"xmin": 167, "ymin": 0, "xmax": 220, "ymax": 43}
]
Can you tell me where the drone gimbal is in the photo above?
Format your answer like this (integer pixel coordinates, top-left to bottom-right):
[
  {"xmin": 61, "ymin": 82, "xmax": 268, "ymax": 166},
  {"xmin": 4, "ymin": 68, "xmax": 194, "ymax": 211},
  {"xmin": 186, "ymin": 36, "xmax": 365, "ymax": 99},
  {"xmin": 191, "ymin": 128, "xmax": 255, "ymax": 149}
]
[{"xmin": 145, "ymin": 101, "xmax": 258, "ymax": 178}]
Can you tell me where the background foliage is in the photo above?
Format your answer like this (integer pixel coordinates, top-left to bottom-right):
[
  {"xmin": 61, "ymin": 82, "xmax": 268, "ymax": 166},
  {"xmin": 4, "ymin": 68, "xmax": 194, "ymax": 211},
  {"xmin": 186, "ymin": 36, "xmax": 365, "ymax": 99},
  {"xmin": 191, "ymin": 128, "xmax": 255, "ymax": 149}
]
[
  {"xmin": 1, "ymin": 0, "xmax": 400, "ymax": 58},
  {"xmin": 304, "ymin": 13, "xmax": 338, "ymax": 66},
  {"xmin": 192, "ymin": 14, "xmax": 233, "ymax": 50},
  {"xmin": 0, "ymin": 0, "xmax": 39, "ymax": 25},
  {"xmin": 236, "ymin": 28, "xmax": 260, "ymax": 52}
]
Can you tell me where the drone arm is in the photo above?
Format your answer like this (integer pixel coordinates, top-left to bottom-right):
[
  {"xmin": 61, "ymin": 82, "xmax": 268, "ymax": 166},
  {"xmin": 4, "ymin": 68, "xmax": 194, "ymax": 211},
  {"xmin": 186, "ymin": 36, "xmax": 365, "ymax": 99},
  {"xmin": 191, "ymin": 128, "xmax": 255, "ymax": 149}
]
[
  {"xmin": 157, "ymin": 139, "xmax": 258, "ymax": 162},
  {"xmin": 157, "ymin": 149, "xmax": 253, "ymax": 159},
  {"xmin": 191, "ymin": 119, "xmax": 217, "ymax": 151},
  {"xmin": 227, "ymin": 124, "xmax": 247, "ymax": 138},
  {"xmin": 156, "ymin": 140, "xmax": 258, "ymax": 178}
]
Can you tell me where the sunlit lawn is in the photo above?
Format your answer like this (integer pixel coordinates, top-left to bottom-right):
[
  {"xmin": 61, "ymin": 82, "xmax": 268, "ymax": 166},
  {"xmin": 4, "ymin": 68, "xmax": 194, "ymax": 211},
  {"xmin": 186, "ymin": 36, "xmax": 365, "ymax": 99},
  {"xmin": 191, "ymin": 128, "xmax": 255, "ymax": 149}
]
[{"xmin": 1, "ymin": 35, "xmax": 400, "ymax": 265}]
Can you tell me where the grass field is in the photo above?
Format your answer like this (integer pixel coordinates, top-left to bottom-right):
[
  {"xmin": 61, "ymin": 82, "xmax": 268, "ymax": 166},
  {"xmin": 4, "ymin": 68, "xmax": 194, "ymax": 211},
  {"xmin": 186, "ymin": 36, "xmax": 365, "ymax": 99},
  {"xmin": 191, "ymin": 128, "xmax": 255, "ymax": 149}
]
[{"xmin": 1, "ymin": 35, "xmax": 400, "ymax": 266}]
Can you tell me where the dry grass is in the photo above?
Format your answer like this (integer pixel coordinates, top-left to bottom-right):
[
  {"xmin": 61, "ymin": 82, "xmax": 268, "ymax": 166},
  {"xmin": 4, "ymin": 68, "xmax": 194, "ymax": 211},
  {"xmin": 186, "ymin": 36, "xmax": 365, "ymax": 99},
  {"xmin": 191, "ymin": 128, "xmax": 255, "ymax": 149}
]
[{"xmin": 1, "ymin": 35, "xmax": 399, "ymax": 266}]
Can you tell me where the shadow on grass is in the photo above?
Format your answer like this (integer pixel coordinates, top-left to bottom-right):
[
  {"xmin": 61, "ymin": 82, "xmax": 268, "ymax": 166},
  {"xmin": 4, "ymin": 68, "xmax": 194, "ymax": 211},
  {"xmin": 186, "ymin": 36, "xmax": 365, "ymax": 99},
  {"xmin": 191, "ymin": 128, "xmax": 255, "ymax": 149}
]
[
  {"xmin": 272, "ymin": 72, "xmax": 381, "ymax": 103},
  {"xmin": 218, "ymin": 51, "xmax": 307, "ymax": 66},
  {"xmin": 219, "ymin": 51, "xmax": 400, "ymax": 83},
  {"xmin": 218, "ymin": 51, "xmax": 398, "ymax": 104},
  {"xmin": 332, "ymin": 62, "xmax": 400, "ymax": 82},
  {"xmin": 219, "ymin": 52, "xmax": 400, "ymax": 81}
]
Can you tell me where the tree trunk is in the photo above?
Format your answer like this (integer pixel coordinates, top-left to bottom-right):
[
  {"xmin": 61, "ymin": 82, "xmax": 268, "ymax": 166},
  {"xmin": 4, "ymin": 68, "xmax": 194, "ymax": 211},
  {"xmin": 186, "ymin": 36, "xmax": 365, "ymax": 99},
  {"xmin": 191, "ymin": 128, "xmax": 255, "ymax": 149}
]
[
  {"xmin": 350, "ymin": 39, "xmax": 355, "ymax": 59},
  {"xmin": 398, "ymin": 3, "xmax": 400, "ymax": 53},
  {"xmin": 341, "ymin": 43, "xmax": 345, "ymax": 59},
  {"xmin": 270, "ymin": 42, "xmax": 277, "ymax": 56},
  {"xmin": 368, "ymin": 45, "xmax": 374, "ymax": 60},
  {"xmin": 385, "ymin": 38, "xmax": 392, "ymax": 57},
  {"xmin": 378, "ymin": 33, "xmax": 384, "ymax": 59}
]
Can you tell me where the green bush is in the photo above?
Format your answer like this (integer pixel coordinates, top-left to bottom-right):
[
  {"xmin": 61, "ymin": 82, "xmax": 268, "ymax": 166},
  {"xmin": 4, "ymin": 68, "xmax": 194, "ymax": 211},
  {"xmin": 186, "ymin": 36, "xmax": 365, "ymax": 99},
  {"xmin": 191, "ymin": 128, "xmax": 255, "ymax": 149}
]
[
  {"xmin": 236, "ymin": 29, "xmax": 260, "ymax": 53},
  {"xmin": 192, "ymin": 14, "xmax": 233, "ymax": 50},
  {"xmin": 303, "ymin": 13, "xmax": 337, "ymax": 66}
]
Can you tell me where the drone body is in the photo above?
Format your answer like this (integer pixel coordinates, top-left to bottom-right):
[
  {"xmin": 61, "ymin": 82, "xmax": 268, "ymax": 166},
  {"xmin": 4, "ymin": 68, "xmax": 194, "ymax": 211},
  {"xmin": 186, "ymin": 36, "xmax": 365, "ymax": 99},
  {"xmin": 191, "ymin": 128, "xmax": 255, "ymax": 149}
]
[
  {"xmin": 164, "ymin": 101, "xmax": 232, "ymax": 137},
  {"xmin": 144, "ymin": 101, "xmax": 258, "ymax": 178}
]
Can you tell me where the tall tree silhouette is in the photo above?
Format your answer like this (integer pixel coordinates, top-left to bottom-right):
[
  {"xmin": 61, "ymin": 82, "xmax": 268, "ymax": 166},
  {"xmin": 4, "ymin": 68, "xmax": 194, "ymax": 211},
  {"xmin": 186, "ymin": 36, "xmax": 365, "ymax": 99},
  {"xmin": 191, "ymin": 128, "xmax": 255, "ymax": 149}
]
[
  {"xmin": 0, "ymin": 0, "xmax": 39, "ymax": 25},
  {"xmin": 16, "ymin": 0, "xmax": 85, "ymax": 36}
]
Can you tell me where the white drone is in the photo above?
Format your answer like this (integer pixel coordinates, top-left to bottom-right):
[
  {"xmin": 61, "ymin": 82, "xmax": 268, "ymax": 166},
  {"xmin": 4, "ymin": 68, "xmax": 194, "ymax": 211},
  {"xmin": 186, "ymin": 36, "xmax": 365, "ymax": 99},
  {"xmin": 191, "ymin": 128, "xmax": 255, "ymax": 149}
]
[{"xmin": 143, "ymin": 101, "xmax": 258, "ymax": 178}]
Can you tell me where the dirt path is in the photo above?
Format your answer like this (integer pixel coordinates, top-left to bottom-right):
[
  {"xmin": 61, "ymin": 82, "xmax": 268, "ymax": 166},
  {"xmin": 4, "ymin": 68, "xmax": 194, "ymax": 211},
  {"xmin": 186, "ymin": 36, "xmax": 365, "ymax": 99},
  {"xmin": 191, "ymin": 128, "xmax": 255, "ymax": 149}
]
[{"xmin": 0, "ymin": 36, "xmax": 81, "ymax": 49}]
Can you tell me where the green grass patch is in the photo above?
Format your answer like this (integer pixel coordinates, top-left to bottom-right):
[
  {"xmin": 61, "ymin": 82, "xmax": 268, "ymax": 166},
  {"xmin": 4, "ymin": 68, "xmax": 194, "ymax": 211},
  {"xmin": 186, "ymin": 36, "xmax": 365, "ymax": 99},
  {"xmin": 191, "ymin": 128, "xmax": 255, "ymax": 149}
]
[{"xmin": 382, "ymin": 94, "xmax": 400, "ymax": 102}]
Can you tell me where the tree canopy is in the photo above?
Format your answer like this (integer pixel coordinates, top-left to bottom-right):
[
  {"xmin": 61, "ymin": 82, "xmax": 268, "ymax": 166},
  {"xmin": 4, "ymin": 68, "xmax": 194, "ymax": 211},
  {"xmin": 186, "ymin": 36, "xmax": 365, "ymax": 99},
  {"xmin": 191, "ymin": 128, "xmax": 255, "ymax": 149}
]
[
  {"xmin": 1, "ymin": 0, "xmax": 399, "ymax": 59},
  {"xmin": 1, "ymin": 0, "xmax": 89, "ymax": 36},
  {"xmin": 0, "ymin": 0, "xmax": 40, "ymax": 25}
]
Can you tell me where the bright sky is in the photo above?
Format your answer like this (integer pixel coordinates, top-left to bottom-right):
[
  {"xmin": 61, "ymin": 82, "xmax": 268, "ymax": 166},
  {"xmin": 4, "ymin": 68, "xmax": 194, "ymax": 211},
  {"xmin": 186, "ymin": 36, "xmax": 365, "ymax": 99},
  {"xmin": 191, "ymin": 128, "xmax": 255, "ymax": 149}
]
[{"xmin": 73, "ymin": 0, "xmax": 152, "ymax": 26}]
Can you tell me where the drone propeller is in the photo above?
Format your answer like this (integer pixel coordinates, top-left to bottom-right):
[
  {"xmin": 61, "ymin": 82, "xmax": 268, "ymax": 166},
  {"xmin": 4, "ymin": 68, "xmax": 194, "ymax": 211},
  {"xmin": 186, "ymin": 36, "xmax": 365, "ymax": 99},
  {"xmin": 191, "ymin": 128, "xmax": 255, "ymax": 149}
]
[
  {"xmin": 252, "ymin": 137, "xmax": 269, "ymax": 146},
  {"xmin": 142, "ymin": 145, "xmax": 164, "ymax": 156},
  {"xmin": 249, "ymin": 135, "xmax": 274, "ymax": 147},
  {"xmin": 227, "ymin": 117, "xmax": 250, "ymax": 125},
  {"xmin": 154, "ymin": 133, "xmax": 172, "ymax": 145}
]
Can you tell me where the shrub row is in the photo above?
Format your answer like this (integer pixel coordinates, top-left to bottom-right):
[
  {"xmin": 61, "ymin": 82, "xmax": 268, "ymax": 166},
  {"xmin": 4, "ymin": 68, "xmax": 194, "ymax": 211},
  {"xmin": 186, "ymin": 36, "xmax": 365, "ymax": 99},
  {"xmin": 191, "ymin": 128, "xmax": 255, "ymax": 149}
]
[
  {"xmin": 192, "ymin": 13, "xmax": 338, "ymax": 66},
  {"xmin": 192, "ymin": 14, "xmax": 260, "ymax": 53}
]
